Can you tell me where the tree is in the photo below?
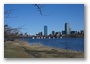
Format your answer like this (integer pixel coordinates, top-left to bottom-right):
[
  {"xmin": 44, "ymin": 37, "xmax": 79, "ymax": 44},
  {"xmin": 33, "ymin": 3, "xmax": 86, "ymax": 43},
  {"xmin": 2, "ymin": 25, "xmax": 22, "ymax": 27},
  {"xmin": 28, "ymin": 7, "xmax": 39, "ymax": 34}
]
[
  {"xmin": 4, "ymin": 4, "xmax": 44, "ymax": 41},
  {"xmin": 4, "ymin": 25, "xmax": 20, "ymax": 41}
]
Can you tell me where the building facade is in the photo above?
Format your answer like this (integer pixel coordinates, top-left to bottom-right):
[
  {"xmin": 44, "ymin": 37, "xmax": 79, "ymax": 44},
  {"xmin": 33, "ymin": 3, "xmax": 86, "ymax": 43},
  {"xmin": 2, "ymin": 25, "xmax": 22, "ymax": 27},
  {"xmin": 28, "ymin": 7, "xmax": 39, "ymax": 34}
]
[
  {"xmin": 44, "ymin": 26, "xmax": 48, "ymax": 36},
  {"xmin": 52, "ymin": 31, "xmax": 55, "ymax": 35},
  {"xmin": 71, "ymin": 31, "xmax": 77, "ymax": 34},
  {"xmin": 62, "ymin": 31, "xmax": 66, "ymax": 35},
  {"xmin": 65, "ymin": 23, "xmax": 71, "ymax": 35}
]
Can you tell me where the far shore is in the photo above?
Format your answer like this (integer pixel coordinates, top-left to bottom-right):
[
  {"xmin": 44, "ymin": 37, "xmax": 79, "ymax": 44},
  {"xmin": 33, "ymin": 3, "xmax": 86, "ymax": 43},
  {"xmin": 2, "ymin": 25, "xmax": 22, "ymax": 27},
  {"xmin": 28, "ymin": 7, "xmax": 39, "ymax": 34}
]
[{"xmin": 4, "ymin": 40, "xmax": 84, "ymax": 58}]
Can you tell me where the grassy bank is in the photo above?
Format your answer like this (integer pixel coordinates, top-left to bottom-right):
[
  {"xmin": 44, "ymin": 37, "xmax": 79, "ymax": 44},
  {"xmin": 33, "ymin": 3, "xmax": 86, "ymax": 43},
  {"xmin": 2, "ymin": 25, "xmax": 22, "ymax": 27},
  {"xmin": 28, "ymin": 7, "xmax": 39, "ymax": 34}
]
[{"xmin": 4, "ymin": 40, "xmax": 84, "ymax": 58}]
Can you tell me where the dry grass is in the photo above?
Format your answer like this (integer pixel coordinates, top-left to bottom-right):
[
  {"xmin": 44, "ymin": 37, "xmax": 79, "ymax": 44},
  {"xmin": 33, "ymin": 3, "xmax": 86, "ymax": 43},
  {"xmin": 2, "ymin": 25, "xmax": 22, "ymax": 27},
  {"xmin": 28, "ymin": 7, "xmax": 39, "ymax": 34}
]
[{"xmin": 4, "ymin": 40, "xmax": 84, "ymax": 58}]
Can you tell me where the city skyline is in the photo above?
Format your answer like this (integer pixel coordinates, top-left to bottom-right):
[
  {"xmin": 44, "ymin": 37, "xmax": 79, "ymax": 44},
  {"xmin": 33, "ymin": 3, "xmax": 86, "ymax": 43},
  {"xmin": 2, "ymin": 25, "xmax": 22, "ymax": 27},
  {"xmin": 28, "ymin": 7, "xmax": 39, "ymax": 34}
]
[
  {"xmin": 4, "ymin": 4, "xmax": 84, "ymax": 35},
  {"xmin": 34, "ymin": 22, "xmax": 83, "ymax": 36}
]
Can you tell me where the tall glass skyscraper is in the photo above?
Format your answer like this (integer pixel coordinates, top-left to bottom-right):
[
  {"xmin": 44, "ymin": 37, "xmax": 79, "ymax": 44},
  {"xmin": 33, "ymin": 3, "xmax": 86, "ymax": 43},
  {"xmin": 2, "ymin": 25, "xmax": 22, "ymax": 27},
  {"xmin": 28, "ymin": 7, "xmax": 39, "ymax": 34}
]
[
  {"xmin": 44, "ymin": 26, "xmax": 47, "ymax": 36},
  {"xmin": 65, "ymin": 23, "xmax": 71, "ymax": 35}
]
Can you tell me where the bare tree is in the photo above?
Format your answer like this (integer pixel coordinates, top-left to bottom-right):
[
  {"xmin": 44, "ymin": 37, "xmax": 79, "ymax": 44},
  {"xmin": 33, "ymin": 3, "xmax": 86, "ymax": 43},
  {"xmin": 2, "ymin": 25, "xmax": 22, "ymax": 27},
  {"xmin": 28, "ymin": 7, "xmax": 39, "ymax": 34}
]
[
  {"xmin": 34, "ymin": 4, "xmax": 43, "ymax": 15},
  {"xmin": 34, "ymin": 4, "xmax": 49, "ymax": 16},
  {"xmin": 4, "ymin": 4, "xmax": 45, "ymax": 41}
]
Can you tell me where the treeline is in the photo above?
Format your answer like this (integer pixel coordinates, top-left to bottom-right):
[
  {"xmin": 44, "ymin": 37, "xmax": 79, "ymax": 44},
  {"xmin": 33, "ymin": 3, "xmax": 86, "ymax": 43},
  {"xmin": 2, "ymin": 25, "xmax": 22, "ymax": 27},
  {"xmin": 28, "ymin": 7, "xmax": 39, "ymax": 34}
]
[
  {"xmin": 62, "ymin": 34, "xmax": 84, "ymax": 38},
  {"xmin": 4, "ymin": 25, "xmax": 30, "ymax": 41}
]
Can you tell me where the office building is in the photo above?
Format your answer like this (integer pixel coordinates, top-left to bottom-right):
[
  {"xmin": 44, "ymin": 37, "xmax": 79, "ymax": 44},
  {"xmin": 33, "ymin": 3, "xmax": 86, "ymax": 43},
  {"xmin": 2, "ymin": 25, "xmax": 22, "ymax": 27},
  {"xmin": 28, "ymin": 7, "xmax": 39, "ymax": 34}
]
[
  {"xmin": 38, "ymin": 32, "xmax": 43, "ymax": 36},
  {"xmin": 71, "ymin": 31, "xmax": 77, "ymax": 34},
  {"xmin": 52, "ymin": 31, "xmax": 55, "ymax": 35},
  {"xmin": 65, "ymin": 22, "xmax": 71, "ymax": 35},
  {"xmin": 44, "ymin": 26, "xmax": 47, "ymax": 36},
  {"xmin": 62, "ymin": 31, "xmax": 66, "ymax": 35},
  {"xmin": 80, "ymin": 30, "xmax": 84, "ymax": 34}
]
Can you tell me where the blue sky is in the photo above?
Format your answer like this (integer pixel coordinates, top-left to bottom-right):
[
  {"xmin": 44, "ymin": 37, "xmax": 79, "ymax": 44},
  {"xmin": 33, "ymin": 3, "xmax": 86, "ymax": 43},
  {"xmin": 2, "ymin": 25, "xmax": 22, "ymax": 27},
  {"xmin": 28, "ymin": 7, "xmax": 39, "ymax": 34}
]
[{"xmin": 4, "ymin": 4, "xmax": 84, "ymax": 35}]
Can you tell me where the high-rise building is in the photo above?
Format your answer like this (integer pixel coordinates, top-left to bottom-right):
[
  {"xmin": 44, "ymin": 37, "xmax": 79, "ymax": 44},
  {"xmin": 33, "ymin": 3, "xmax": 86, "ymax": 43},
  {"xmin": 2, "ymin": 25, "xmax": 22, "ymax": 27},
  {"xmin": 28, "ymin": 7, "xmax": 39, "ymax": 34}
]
[
  {"xmin": 65, "ymin": 23, "xmax": 71, "ymax": 35},
  {"xmin": 44, "ymin": 26, "xmax": 47, "ymax": 36}
]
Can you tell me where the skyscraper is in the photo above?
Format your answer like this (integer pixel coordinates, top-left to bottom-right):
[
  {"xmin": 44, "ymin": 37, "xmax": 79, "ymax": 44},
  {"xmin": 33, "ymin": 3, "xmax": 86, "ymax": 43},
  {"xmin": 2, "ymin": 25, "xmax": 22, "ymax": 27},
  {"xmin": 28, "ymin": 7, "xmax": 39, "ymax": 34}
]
[
  {"xmin": 44, "ymin": 26, "xmax": 47, "ymax": 36},
  {"xmin": 65, "ymin": 23, "xmax": 71, "ymax": 35}
]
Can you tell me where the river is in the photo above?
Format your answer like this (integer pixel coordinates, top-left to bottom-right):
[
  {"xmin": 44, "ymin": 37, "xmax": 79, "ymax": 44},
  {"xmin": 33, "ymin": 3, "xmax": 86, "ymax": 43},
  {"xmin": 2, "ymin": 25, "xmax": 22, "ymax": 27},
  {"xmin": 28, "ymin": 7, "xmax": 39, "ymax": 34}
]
[{"xmin": 19, "ymin": 38, "xmax": 84, "ymax": 51}]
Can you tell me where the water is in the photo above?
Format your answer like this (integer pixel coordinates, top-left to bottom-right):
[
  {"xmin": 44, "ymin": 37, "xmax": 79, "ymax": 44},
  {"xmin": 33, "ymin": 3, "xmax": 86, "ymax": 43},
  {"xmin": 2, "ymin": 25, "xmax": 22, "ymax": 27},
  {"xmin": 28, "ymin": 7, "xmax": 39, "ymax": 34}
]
[{"xmin": 19, "ymin": 38, "xmax": 84, "ymax": 52}]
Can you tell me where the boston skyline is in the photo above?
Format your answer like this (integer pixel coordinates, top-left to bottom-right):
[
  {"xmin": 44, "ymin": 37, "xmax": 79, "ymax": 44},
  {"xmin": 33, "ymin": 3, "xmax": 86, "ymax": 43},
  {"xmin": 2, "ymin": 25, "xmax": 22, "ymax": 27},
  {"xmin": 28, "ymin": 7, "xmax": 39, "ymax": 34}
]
[
  {"xmin": 4, "ymin": 4, "xmax": 84, "ymax": 35},
  {"xmin": 4, "ymin": 3, "xmax": 84, "ymax": 58},
  {"xmin": 36, "ymin": 22, "xmax": 83, "ymax": 37}
]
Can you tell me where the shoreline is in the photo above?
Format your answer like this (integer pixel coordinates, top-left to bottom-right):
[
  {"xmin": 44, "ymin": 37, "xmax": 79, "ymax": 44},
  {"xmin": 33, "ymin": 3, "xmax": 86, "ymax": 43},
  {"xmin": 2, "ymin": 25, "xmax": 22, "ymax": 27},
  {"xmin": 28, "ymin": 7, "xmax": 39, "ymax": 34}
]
[
  {"xmin": 18, "ymin": 38, "xmax": 84, "ymax": 52},
  {"xmin": 4, "ymin": 40, "xmax": 84, "ymax": 58}
]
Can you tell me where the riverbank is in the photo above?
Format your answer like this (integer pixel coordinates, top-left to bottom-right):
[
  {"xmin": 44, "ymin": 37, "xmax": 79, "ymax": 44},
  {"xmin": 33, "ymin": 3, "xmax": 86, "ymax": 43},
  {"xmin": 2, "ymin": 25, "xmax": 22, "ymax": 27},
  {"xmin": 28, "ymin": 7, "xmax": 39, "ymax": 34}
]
[{"xmin": 4, "ymin": 40, "xmax": 84, "ymax": 58}]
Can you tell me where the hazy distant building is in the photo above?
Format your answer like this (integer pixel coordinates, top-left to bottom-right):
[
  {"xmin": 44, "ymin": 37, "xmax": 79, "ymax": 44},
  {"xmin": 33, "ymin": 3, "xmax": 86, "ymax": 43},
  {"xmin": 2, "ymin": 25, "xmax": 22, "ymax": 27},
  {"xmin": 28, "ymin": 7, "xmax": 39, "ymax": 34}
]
[
  {"xmin": 44, "ymin": 26, "xmax": 48, "ymax": 36},
  {"xmin": 62, "ymin": 31, "xmax": 66, "ymax": 35},
  {"xmin": 56, "ymin": 32, "xmax": 61, "ymax": 37},
  {"xmin": 80, "ymin": 30, "xmax": 84, "ymax": 34},
  {"xmin": 38, "ymin": 32, "xmax": 43, "ymax": 36},
  {"xmin": 52, "ymin": 31, "xmax": 55, "ymax": 35},
  {"xmin": 71, "ymin": 31, "xmax": 77, "ymax": 34},
  {"xmin": 65, "ymin": 23, "xmax": 71, "ymax": 35}
]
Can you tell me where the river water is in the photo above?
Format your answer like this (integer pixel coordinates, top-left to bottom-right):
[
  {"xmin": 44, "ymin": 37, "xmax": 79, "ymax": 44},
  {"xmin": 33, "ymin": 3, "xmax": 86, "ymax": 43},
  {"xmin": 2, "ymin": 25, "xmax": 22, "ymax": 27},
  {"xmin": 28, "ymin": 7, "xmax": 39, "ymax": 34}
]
[{"xmin": 19, "ymin": 38, "xmax": 84, "ymax": 51}]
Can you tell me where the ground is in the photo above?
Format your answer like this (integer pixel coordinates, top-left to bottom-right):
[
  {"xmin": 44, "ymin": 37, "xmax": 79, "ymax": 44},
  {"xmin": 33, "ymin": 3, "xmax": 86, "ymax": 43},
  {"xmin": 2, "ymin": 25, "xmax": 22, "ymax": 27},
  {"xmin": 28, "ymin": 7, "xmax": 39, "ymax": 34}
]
[{"xmin": 4, "ymin": 40, "xmax": 84, "ymax": 58}]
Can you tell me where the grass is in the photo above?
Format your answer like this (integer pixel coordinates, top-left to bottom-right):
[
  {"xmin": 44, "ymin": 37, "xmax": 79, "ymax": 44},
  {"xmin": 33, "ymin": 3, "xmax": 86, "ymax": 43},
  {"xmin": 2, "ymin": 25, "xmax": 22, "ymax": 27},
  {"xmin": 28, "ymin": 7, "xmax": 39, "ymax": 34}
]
[{"xmin": 4, "ymin": 40, "xmax": 84, "ymax": 58}]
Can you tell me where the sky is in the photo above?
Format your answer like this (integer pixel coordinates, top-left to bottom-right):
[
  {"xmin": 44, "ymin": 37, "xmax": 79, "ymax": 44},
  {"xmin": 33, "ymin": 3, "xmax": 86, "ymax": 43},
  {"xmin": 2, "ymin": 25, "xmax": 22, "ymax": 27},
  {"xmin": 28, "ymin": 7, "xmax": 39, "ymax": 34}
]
[{"xmin": 4, "ymin": 4, "xmax": 84, "ymax": 35}]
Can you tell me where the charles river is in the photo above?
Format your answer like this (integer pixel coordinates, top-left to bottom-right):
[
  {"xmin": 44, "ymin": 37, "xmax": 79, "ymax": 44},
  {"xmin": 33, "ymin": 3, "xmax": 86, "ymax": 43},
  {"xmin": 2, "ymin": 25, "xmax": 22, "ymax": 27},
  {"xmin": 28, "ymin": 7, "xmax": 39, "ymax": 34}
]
[{"xmin": 19, "ymin": 38, "xmax": 84, "ymax": 52}]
